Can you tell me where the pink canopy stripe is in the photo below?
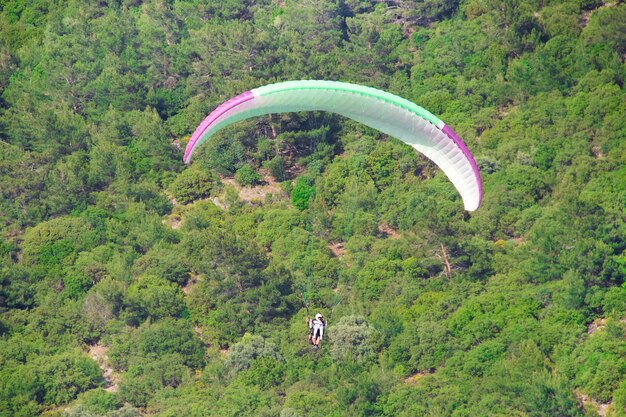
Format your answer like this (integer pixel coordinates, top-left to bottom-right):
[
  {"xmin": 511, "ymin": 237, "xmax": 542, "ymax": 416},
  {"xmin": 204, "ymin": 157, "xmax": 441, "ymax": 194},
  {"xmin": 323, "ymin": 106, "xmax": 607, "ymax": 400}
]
[
  {"xmin": 184, "ymin": 91, "xmax": 255, "ymax": 163},
  {"xmin": 442, "ymin": 124, "xmax": 483, "ymax": 207}
]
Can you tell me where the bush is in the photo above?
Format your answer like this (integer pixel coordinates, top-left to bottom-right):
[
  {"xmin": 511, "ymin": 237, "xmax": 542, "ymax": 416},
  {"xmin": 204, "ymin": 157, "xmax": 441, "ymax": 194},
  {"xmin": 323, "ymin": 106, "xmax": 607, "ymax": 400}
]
[
  {"xmin": 330, "ymin": 315, "xmax": 379, "ymax": 364},
  {"xmin": 64, "ymin": 273, "xmax": 93, "ymax": 299},
  {"xmin": 266, "ymin": 155, "xmax": 287, "ymax": 181},
  {"xmin": 238, "ymin": 355, "xmax": 285, "ymax": 388},
  {"xmin": 125, "ymin": 275, "xmax": 186, "ymax": 323},
  {"xmin": 169, "ymin": 165, "xmax": 215, "ymax": 204},
  {"xmin": 119, "ymin": 354, "xmax": 192, "ymax": 407},
  {"xmin": 75, "ymin": 389, "xmax": 122, "ymax": 414},
  {"xmin": 202, "ymin": 134, "xmax": 245, "ymax": 175},
  {"xmin": 21, "ymin": 216, "xmax": 100, "ymax": 268},
  {"xmin": 0, "ymin": 352, "xmax": 105, "ymax": 410},
  {"xmin": 132, "ymin": 244, "xmax": 190, "ymax": 286},
  {"xmin": 235, "ymin": 164, "xmax": 262, "ymax": 187},
  {"xmin": 291, "ymin": 176, "xmax": 316, "ymax": 211},
  {"xmin": 109, "ymin": 319, "xmax": 206, "ymax": 371},
  {"xmin": 225, "ymin": 334, "xmax": 283, "ymax": 375}
]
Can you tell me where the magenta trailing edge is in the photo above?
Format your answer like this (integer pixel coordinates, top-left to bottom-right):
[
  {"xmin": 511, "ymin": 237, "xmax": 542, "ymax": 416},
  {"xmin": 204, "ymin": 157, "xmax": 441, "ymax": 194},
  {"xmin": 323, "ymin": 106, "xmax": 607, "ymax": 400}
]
[
  {"xmin": 442, "ymin": 124, "xmax": 483, "ymax": 205},
  {"xmin": 184, "ymin": 91, "xmax": 255, "ymax": 163}
]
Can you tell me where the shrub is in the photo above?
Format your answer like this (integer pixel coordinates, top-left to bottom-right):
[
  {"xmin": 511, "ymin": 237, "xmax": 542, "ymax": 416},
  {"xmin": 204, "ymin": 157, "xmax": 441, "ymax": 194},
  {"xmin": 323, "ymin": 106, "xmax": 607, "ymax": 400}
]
[
  {"xmin": 235, "ymin": 164, "xmax": 262, "ymax": 187},
  {"xmin": 330, "ymin": 315, "xmax": 379, "ymax": 364},
  {"xmin": 125, "ymin": 275, "xmax": 186, "ymax": 323},
  {"xmin": 291, "ymin": 176, "xmax": 315, "ymax": 210},
  {"xmin": 225, "ymin": 334, "xmax": 283, "ymax": 375},
  {"xmin": 266, "ymin": 155, "xmax": 287, "ymax": 181},
  {"xmin": 169, "ymin": 165, "xmax": 215, "ymax": 204}
]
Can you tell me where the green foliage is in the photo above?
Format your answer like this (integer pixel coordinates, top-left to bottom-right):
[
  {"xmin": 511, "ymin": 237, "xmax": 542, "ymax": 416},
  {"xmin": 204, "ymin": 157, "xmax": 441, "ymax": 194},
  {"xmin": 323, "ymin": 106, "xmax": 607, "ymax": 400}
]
[
  {"xmin": 109, "ymin": 319, "xmax": 206, "ymax": 395},
  {"xmin": 583, "ymin": 4, "xmax": 626, "ymax": 56},
  {"xmin": 604, "ymin": 286, "xmax": 626, "ymax": 317},
  {"xmin": 119, "ymin": 354, "xmax": 192, "ymax": 407},
  {"xmin": 169, "ymin": 165, "xmax": 216, "ymax": 204},
  {"xmin": 389, "ymin": 319, "xmax": 458, "ymax": 374},
  {"xmin": 82, "ymin": 277, "xmax": 125, "ymax": 332},
  {"xmin": 1, "ymin": 0, "xmax": 625, "ymax": 415},
  {"xmin": 564, "ymin": 319, "xmax": 626, "ymax": 403},
  {"xmin": 330, "ymin": 315, "xmax": 379, "ymax": 364},
  {"xmin": 132, "ymin": 244, "xmax": 190, "ymax": 286},
  {"xmin": 234, "ymin": 164, "xmax": 263, "ymax": 187},
  {"xmin": 65, "ymin": 403, "xmax": 142, "ymax": 417},
  {"xmin": 125, "ymin": 275, "xmax": 186, "ymax": 323},
  {"xmin": 0, "ymin": 265, "xmax": 35, "ymax": 309},
  {"xmin": 197, "ymin": 134, "xmax": 245, "ymax": 175},
  {"xmin": 225, "ymin": 333, "xmax": 283, "ymax": 375},
  {"xmin": 266, "ymin": 155, "xmax": 288, "ymax": 182},
  {"xmin": 73, "ymin": 389, "xmax": 122, "ymax": 415},
  {"xmin": 354, "ymin": 259, "xmax": 401, "ymax": 302},
  {"xmin": 291, "ymin": 176, "xmax": 316, "ymax": 211},
  {"xmin": 21, "ymin": 216, "xmax": 100, "ymax": 268},
  {"xmin": 0, "ymin": 351, "xmax": 103, "ymax": 415},
  {"xmin": 238, "ymin": 355, "xmax": 285, "ymax": 389}
]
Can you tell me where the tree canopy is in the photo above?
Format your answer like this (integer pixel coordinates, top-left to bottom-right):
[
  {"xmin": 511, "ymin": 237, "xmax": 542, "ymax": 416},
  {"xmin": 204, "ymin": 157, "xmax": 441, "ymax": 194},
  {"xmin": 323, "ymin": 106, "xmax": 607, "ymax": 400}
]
[{"xmin": 0, "ymin": 0, "xmax": 625, "ymax": 416}]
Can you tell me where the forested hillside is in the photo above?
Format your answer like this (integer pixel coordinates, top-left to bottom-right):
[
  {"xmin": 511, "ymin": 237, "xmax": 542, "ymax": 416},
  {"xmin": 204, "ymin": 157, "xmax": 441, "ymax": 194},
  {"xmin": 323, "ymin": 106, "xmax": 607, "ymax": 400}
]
[{"xmin": 0, "ymin": 0, "xmax": 625, "ymax": 416}]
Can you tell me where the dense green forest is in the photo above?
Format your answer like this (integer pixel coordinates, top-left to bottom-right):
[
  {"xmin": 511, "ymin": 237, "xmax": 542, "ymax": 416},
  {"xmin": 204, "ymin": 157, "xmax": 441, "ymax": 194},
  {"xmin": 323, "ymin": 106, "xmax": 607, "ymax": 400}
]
[{"xmin": 0, "ymin": 0, "xmax": 625, "ymax": 416}]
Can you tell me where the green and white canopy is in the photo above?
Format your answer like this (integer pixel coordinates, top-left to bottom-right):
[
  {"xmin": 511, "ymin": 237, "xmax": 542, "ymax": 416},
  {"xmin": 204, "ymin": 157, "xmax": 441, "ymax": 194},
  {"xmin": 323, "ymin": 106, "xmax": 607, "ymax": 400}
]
[{"xmin": 184, "ymin": 80, "xmax": 482, "ymax": 211}]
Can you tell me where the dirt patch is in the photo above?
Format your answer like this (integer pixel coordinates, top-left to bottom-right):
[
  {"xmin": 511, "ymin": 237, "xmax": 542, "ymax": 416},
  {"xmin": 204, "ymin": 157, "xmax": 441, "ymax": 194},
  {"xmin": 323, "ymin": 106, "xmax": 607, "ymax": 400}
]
[
  {"xmin": 88, "ymin": 344, "xmax": 120, "ymax": 392},
  {"xmin": 378, "ymin": 223, "xmax": 401, "ymax": 239},
  {"xmin": 328, "ymin": 242, "xmax": 345, "ymax": 257},
  {"xmin": 192, "ymin": 325, "xmax": 212, "ymax": 348},
  {"xmin": 587, "ymin": 318, "xmax": 607, "ymax": 335},
  {"xmin": 598, "ymin": 403, "xmax": 610, "ymax": 417},
  {"xmin": 581, "ymin": 2, "xmax": 618, "ymax": 28},
  {"xmin": 163, "ymin": 211, "xmax": 183, "ymax": 230},
  {"xmin": 405, "ymin": 371, "xmax": 430, "ymax": 384},
  {"xmin": 182, "ymin": 274, "xmax": 200, "ymax": 295},
  {"xmin": 581, "ymin": 10, "xmax": 592, "ymax": 27},
  {"xmin": 577, "ymin": 391, "xmax": 611, "ymax": 417},
  {"xmin": 170, "ymin": 215, "xmax": 182, "ymax": 229},
  {"xmin": 219, "ymin": 170, "xmax": 287, "ymax": 204},
  {"xmin": 592, "ymin": 146, "xmax": 605, "ymax": 159},
  {"xmin": 498, "ymin": 104, "xmax": 517, "ymax": 118},
  {"xmin": 211, "ymin": 196, "xmax": 228, "ymax": 210}
]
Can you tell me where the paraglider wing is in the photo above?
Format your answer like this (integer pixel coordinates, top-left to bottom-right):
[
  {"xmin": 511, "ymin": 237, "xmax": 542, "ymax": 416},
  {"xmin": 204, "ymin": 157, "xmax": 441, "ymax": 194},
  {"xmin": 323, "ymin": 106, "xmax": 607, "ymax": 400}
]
[{"xmin": 184, "ymin": 80, "xmax": 482, "ymax": 211}]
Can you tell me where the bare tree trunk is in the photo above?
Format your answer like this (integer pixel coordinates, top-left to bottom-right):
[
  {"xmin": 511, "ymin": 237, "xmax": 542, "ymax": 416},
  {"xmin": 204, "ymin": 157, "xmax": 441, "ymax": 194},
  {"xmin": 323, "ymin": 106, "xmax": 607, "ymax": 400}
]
[{"xmin": 440, "ymin": 243, "xmax": 452, "ymax": 279}]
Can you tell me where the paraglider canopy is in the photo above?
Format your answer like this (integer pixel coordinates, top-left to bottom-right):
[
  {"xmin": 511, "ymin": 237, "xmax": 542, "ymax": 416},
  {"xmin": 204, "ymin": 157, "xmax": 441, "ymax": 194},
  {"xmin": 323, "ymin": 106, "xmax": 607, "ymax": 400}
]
[{"xmin": 184, "ymin": 80, "xmax": 482, "ymax": 211}]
